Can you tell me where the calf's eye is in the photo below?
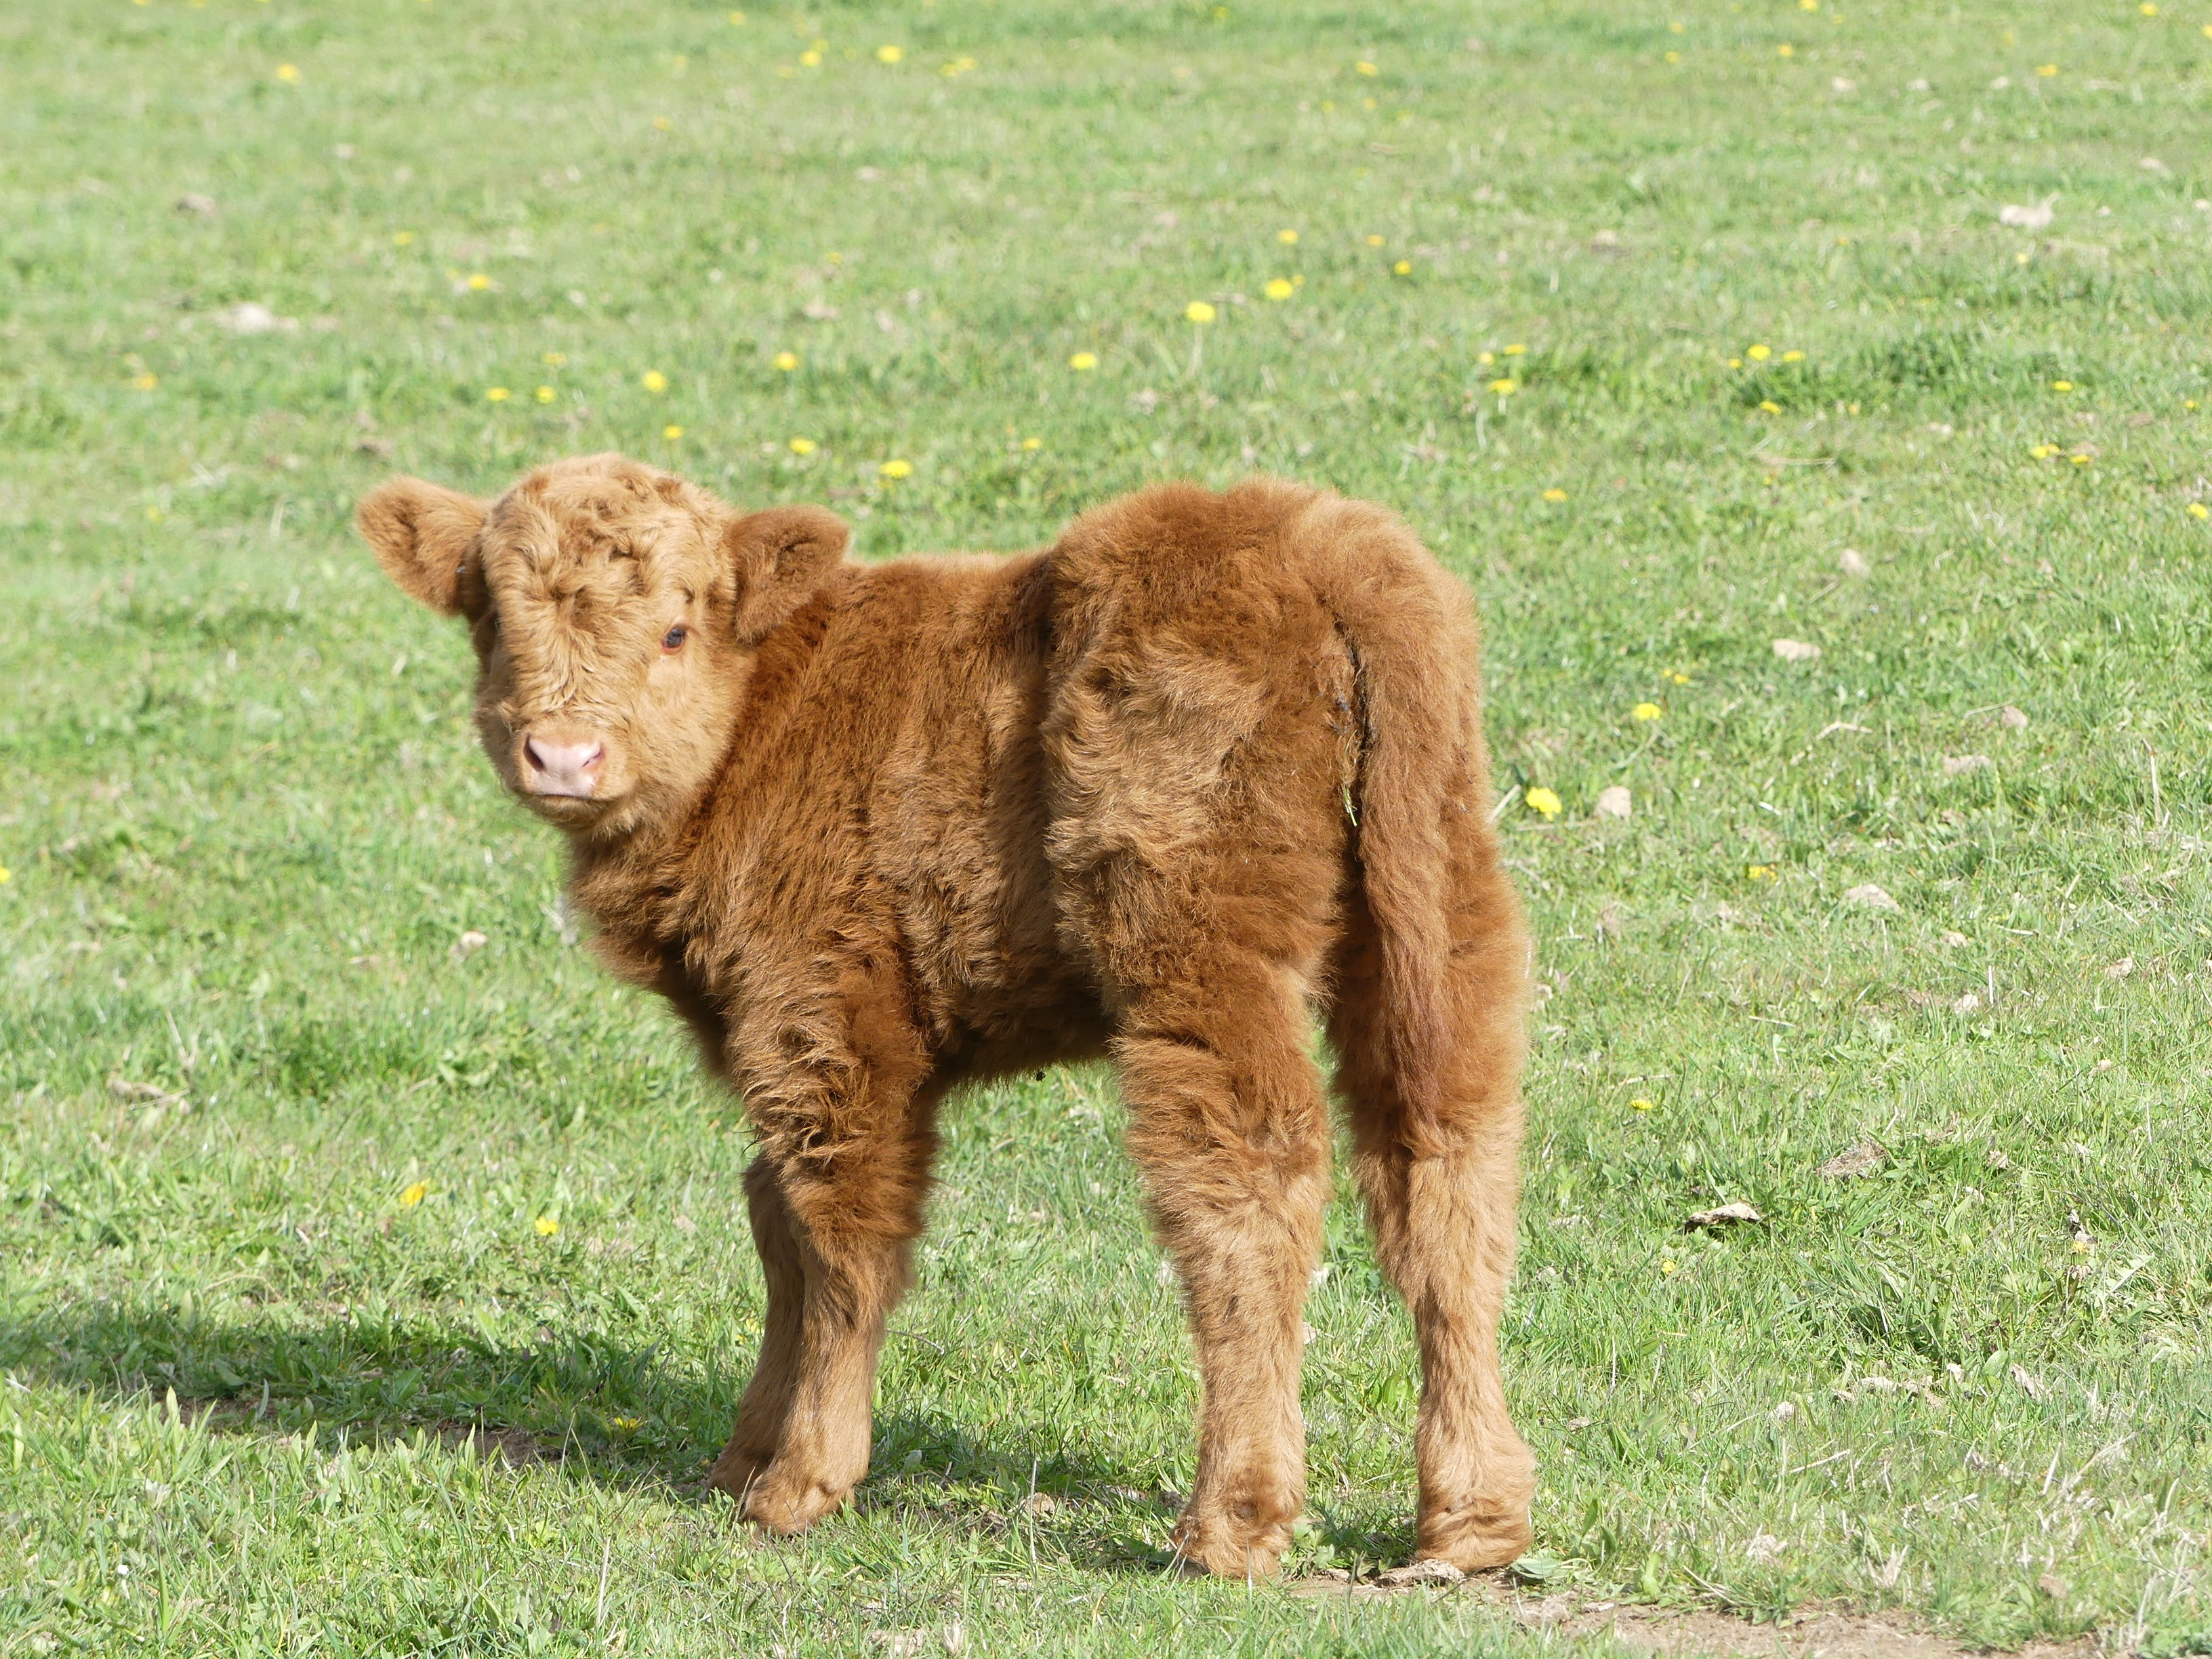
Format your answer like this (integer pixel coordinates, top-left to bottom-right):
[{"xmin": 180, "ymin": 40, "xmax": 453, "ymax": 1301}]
[{"xmin": 661, "ymin": 624, "xmax": 689, "ymax": 652}]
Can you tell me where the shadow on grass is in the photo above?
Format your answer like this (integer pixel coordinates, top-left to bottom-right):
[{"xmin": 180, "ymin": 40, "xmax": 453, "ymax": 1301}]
[{"xmin": 0, "ymin": 1298, "xmax": 1207, "ymax": 1573}]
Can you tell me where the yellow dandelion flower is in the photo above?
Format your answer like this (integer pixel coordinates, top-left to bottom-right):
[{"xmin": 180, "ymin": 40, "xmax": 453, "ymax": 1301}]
[
  {"xmin": 1488, "ymin": 378, "xmax": 1518, "ymax": 395},
  {"xmin": 2204, "ymin": 20, "xmax": 2212, "ymax": 33},
  {"xmin": 2189, "ymin": 503, "xmax": 2210, "ymax": 520},
  {"xmin": 1265, "ymin": 278, "xmax": 1294, "ymax": 301},
  {"xmin": 1525, "ymin": 787, "xmax": 1563, "ymax": 818},
  {"xmin": 1393, "ymin": 260, "xmax": 1412, "ymax": 275},
  {"xmin": 535, "ymin": 1214, "xmax": 560, "ymax": 1235},
  {"xmin": 788, "ymin": 436, "xmax": 817, "ymax": 455},
  {"xmin": 1777, "ymin": 43, "xmax": 1795, "ymax": 56},
  {"xmin": 528, "ymin": 386, "xmax": 551, "ymax": 405},
  {"xmin": 1759, "ymin": 399, "xmax": 1782, "ymax": 413},
  {"xmin": 1021, "ymin": 436, "xmax": 1042, "ymax": 450},
  {"xmin": 1278, "ymin": 228, "xmax": 1299, "ymax": 245},
  {"xmin": 772, "ymin": 352, "xmax": 799, "ymax": 373},
  {"xmin": 1666, "ymin": 49, "xmax": 1682, "ymax": 62},
  {"xmin": 1668, "ymin": 671, "xmax": 1691, "ymax": 684},
  {"xmin": 144, "ymin": 505, "xmax": 161, "ymax": 521},
  {"xmin": 663, "ymin": 424, "xmax": 684, "ymax": 440},
  {"xmin": 1728, "ymin": 356, "xmax": 1743, "ymax": 369},
  {"xmin": 2070, "ymin": 1236, "xmax": 2091, "ymax": 1254},
  {"xmin": 1366, "ymin": 233, "xmax": 1385, "ymax": 246},
  {"xmin": 1748, "ymin": 863, "xmax": 1777, "ymax": 881},
  {"xmin": 131, "ymin": 373, "xmax": 159, "ymax": 391},
  {"xmin": 394, "ymin": 231, "xmax": 415, "ymax": 247},
  {"xmin": 1069, "ymin": 351, "xmax": 1099, "ymax": 370},
  {"xmin": 1185, "ymin": 300, "xmax": 1217, "ymax": 323},
  {"xmin": 485, "ymin": 387, "xmax": 511, "ymax": 403},
  {"xmin": 2035, "ymin": 62, "xmax": 2057, "ymax": 75},
  {"xmin": 1477, "ymin": 351, "xmax": 1496, "ymax": 365},
  {"xmin": 729, "ymin": 9, "xmax": 747, "ymax": 22},
  {"xmin": 2141, "ymin": 3, "xmax": 2158, "ymax": 14},
  {"xmin": 611, "ymin": 1415, "xmax": 642, "ymax": 1430},
  {"xmin": 276, "ymin": 63, "xmax": 301, "ymax": 83},
  {"xmin": 652, "ymin": 116, "xmax": 673, "ymax": 131},
  {"xmin": 2051, "ymin": 379, "xmax": 2073, "ymax": 392},
  {"xmin": 2070, "ymin": 453, "xmax": 2091, "ymax": 466},
  {"xmin": 1670, "ymin": 20, "xmax": 1686, "ymax": 30},
  {"xmin": 2030, "ymin": 443, "xmax": 2055, "ymax": 458},
  {"xmin": 0, "ymin": 864, "xmax": 11, "ymax": 884},
  {"xmin": 400, "ymin": 1182, "xmax": 428, "ymax": 1208},
  {"xmin": 2188, "ymin": 399, "xmax": 2201, "ymax": 409},
  {"xmin": 643, "ymin": 370, "xmax": 668, "ymax": 392},
  {"xmin": 1661, "ymin": 1258, "xmax": 1679, "ymax": 1275},
  {"xmin": 1542, "ymin": 487, "xmax": 1568, "ymax": 502},
  {"xmin": 1781, "ymin": 349, "xmax": 1805, "ymax": 362},
  {"xmin": 1633, "ymin": 702, "xmax": 1662, "ymax": 720},
  {"xmin": 2016, "ymin": 251, "xmax": 2032, "ymax": 265},
  {"xmin": 879, "ymin": 459, "xmax": 914, "ymax": 479},
  {"xmin": 800, "ymin": 49, "xmax": 821, "ymax": 66},
  {"xmin": 1746, "ymin": 344, "xmax": 1772, "ymax": 361},
  {"xmin": 466, "ymin": 273, "xmax": 491, "ymax": 291},
  {"xmin": 1631, "ymin": 1098, "xmax": 1656, "ymax": 1112},
  {"xmin": 1801, "ymin": 0, "xmax": 1819, "ymax": 9},
  {"xmin": 1355, "ymin": 60, "xmax": 1378, "ymax": 75},
  {"xmin": 876, "ymin": 44, "xmax": 903, "ymax": 63}
]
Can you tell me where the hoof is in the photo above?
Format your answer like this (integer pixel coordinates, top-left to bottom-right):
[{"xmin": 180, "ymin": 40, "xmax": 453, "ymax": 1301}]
[
  {"xmin": 704, "ymin": 1441, "xmax": 772, "ymax": 1505},
  {"xmin": 741, "ymin": 1463, "xmax": 853, "ymax": 1535},
  {"xmin": 1415, "ymin": 1496, "xmax": 1534, "ymax": 1574},
  {"xmin": 1170, "ymin": 1498, "xmax": 1298, "ymax": 1580}
]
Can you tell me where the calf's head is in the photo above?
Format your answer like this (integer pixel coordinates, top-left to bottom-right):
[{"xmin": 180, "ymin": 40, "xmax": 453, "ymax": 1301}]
[{"xmin": 357, "ymin": 453, "xmax": 848, "ymax": 839}]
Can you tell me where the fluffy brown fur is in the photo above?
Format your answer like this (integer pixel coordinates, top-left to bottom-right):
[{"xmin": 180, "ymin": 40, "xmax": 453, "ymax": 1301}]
[{"xmin": 358, "ymin": 453, "xmax": 1536, "ymax": 1578}]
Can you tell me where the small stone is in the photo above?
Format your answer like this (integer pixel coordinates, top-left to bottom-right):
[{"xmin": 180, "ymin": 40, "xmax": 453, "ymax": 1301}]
[
  {"xmin": 1593, "ymin": 785, "xmax": 1632, "ymax": 820},
  {"xmin": 1999, "ymin": 705, "xmax": 2029, "ymax": 730},
  {"xmin": 1772, "ymin": 638, "xmax": 1821, "ymax": 663},
  {"xmin": 1374, "ymin": 1558, "xmax": 1465, "ymax": 1589},
  {"xmin": 217, "ymin": 301, "xmax": 298, "ymax": 335},
  {"xmin": 1941, "ymin": 754, "xmax": 1992, "ymax": 777},
  {"xmin": 1999, "ymin": 200, "xmax": 2056, "ymax": 230},
  {"xmin": 454, "ymin": 929, "xmax": 488, "ymax": 958},
  {"xmin": 1684, "ymin": 1201, "xmax": 1764, "ymax": 1229},
  {"xmin": 1839, "ymin": 548, "xmax": 1871, "ymax": 578},
  {"xmin": 2104, "ymin": 958, "xmax": 2134, "ymax": 979},
  {"xmin": 1817, "ymin": 1141, "xmax": 1885, "ymax": 1180},
  {"xmin": 1843, "ymin": 883, "xmax": 1901, "ymax": 914},
  {"xmin": 176, "ymin": 192, "xmax": 218, "ymax": 215}
]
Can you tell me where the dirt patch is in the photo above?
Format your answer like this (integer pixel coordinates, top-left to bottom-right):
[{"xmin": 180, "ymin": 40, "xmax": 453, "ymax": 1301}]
[{"xmin": 1282, "ymin": 1576, "xmax": 2100, "ymax": 1659}]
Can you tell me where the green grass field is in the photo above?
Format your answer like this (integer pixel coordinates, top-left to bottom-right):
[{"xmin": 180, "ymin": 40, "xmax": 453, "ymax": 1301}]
[{"xmin": 5, "ymin": 1, "xmax": 2212, "ymax": 1653}]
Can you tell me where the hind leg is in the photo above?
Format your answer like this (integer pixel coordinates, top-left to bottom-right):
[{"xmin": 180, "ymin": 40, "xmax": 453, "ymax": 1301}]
[
  {"xmin": 1113, "ymin": 957, "xmax": 1332, "ymax": 1580},
  {"xmin": 1328, "ymin": 887, "xmax": 1536, "ymax": 1572}
]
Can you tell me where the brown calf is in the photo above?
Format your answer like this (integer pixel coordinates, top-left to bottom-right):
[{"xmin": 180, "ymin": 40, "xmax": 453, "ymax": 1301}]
[{"xmin": 359, "ymin": 455, "xmax": 1535, "ymax": 1578}]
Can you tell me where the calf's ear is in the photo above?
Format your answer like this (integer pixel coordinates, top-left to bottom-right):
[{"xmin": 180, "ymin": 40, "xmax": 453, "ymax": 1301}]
[
  {"xmin": 724, "ymin": 504, "xmax": 851, "ymax": 642},
  {"xmin": 356, "ymin": 477, "xmax": 489, "ymax": 616}
]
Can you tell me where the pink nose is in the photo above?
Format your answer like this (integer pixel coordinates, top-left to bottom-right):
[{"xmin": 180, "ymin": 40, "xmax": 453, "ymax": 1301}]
[{"xmin": 523, "ymin": 735, "xmax": 605, "ymax": 798}]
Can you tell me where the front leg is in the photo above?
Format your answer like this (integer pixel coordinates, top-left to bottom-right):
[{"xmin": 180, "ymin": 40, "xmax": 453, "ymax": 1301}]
[
  {"xmin": 706, "ymin": 1158, "xmax": 806, "ymax": 1505},
  {"xmin": 713, "ymin": 1027, "xmax": 939, "ymax": 1536}
]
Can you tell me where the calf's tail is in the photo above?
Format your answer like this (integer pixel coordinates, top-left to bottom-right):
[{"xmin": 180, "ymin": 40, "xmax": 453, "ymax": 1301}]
[{"xmin": 1302, "ymin": 496, "xmax": 1518, "ymax": 1132}]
